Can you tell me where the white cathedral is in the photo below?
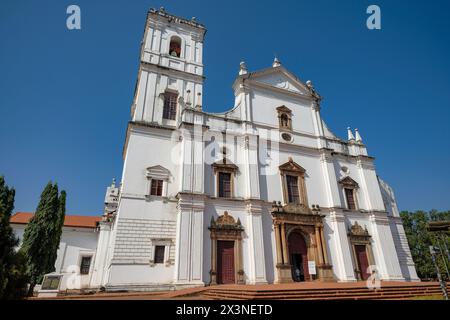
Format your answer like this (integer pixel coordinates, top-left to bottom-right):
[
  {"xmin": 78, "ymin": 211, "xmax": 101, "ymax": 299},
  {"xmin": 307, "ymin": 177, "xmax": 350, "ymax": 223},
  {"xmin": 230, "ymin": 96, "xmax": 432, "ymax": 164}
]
[{"xmin": 80, "ymin": 8, "xmax": 420, "ymax": 291}]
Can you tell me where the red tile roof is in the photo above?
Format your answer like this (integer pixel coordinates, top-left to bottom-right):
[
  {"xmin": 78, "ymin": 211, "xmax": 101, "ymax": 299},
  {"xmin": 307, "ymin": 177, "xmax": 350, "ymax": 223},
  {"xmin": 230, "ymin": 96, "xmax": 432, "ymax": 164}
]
[{"xmin": 11, "ymin": 212, "xmax": 101, "ymax": 229}]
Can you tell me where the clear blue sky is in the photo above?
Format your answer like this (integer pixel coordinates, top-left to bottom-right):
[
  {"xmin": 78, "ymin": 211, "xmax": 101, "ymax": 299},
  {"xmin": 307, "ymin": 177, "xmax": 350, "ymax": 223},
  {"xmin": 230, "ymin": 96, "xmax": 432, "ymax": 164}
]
[{"xmin": 1, "ymin": 0, "xmax": 449, "ymax": 215}]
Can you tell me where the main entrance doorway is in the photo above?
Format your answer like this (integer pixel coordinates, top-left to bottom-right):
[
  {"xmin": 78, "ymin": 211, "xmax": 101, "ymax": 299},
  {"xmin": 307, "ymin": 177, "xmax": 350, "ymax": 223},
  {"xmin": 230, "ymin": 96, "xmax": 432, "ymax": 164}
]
[
  {"xmin": 288, "ymin": 232, "xmax": 309, "ymax": 282},
  {"xmin": 217, "ymin": 240, "xmax": 235, "ymax": 284},
  {"xmin": 355, "ymin": 245, "xmax": 370, "ymax": 280}
]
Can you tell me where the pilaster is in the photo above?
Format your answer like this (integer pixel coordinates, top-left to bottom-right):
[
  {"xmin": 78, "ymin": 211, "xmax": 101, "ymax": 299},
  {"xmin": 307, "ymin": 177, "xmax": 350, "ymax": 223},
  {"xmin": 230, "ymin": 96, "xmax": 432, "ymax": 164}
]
[
  {"xmin": 319, "ymin": 152, "xmax": 342, "ymax": 208},
  {"xmin": 245, "ymin": 201, "xmax": 267, "ymax": 284},
  {"xmin": 328, "ymin": 211, "xmax": 357, "ymax": 281},
  {"xmin": 368, "ymin": 212, "xmax": 405, "ymax": 281},
  {"xmin": 174, "ymin": 194, "xmax": 205, "ymax": 286},
  {"xmin": 90, "ymin": 220, "xmax": 112, "ymax": 288}
]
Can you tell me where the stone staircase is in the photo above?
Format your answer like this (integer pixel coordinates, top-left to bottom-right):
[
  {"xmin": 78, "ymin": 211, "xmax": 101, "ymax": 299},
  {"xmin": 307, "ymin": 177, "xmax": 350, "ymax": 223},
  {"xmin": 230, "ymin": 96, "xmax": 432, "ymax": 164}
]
[{"xmin": 198, "ymin": 282, "xmax": 448, "ymax": 300}]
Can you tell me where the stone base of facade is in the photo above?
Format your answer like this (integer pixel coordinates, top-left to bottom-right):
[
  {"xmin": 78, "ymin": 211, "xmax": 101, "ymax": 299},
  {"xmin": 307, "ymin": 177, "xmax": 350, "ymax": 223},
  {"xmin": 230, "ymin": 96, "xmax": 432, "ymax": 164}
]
[
  {"xmin": 173, "ymin": 281, "xmax": 205, "ymax": 291},
  {"xmin": 275, "ymin": 264, "xmax": 294, "ymax": 283},
  {"xmin": 317, "ymin": 264, "xmax": 335, "ymax": 282},
  {"xmin": 105, "ymin": 281, "xmax": 204, "ymax": 292}
]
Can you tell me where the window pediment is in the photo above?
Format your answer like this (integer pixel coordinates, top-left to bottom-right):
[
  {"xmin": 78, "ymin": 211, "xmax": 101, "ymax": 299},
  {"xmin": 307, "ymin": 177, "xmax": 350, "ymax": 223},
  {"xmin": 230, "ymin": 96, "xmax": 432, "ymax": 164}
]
[
  {"xmin": 212, "ymin": 158, "xmax": 238, "ymax": 173},
  {"xmin": 279, "ymin": 158, "xmax": 305, "ymax": 175},
  {"xmin": 146, "ymin": 165, "xmax": 171, "ymax": 180},
  {"xmin": 276, "ymin": 105, "xmax": 292, "ymax": 114},
  {"xmin": 339, "ymin": 176, "xmax": 359, "ymax": 188}
]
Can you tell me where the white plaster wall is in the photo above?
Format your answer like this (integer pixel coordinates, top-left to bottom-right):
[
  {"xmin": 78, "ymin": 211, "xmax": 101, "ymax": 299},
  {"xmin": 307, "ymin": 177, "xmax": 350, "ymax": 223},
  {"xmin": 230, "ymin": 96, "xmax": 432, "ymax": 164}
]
[
  {"xmin": 249, "ymin": 87, "xmax": 315, "ymax": 134},
  {"xmin": 12, "ymin": 224, "xmax": 99, "ymax": 289},
  {"xmin": 120, "ymin": 130, "xmax": 180, "ymax": 200}
]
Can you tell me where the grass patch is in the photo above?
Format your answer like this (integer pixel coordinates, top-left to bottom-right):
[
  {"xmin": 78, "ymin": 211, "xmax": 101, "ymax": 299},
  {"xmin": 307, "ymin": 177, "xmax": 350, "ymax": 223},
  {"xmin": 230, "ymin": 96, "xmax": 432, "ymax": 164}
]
[{"xmin": 409, "ymin": 295, "xmax": 445, "ymax": 300}]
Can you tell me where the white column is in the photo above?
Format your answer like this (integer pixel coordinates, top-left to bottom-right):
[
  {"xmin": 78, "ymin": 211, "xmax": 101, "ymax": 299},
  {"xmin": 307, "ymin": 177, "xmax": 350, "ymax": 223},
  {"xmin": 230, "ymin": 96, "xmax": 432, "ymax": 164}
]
[
  {"xmin": 369, "ymin": 213, "xmax": 405, "ymax": 281},
  {"xmin": 143, "ymin": 73, "xmax": 158, "ymax": 122},
  {"xmin": 192, "ymin": 119, "xmax": 204, "ymax": 194},
  {"xmin": 243, "ymin": 134, "xmax": 260, "ymax": 199},
  {"xmin": 174, "ymin": 195, "xmax": 204, "ymax": 286},
  {"xmin": 180, "ymin": 132, "xmax": 193, "ymax": 192},
  {"xmin": 245, "ymin": 202, "xmax": 267, "ymax": 284},
  {"xmin": 356, "ymin": 159, "xmax": 385, "ymax": 211},
  {"xmin": 310, "ymin": 101, "xmax": 326, "ymax": 148},
  {"xmin": 389, "ymin": 216, "xmax": 420, "ymax": 281},
  {"xmin": 89, "ymin": 221, "xmax": 112, "ymax": 288},
  {"xmin": 327, "ymin": 211, "xmax": 357, "ymax": 281},
  {"xmin": 132, "ymin": 70, "xmax": 149, "ymax": 122},
  {"xmin": 320, "ymin": 152, "xmax": 342, "ymax": 208}
]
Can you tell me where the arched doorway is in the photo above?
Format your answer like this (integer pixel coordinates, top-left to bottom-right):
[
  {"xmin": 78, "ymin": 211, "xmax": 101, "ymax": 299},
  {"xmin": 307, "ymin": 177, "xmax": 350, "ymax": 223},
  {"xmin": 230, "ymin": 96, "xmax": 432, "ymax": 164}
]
[{"xmin": 288, "ymin": 231, "xmax": 310, "ymax": 282}]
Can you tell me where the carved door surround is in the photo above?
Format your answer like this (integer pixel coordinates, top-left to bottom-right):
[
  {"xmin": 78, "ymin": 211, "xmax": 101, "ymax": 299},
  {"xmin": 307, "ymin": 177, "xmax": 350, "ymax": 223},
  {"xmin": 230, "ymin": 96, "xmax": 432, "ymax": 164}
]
[
  {"xmin": 348, "ymin": 221, "xmax": 375, "ymax": 280},
  {"xmin": 208, "ymin": 211, "xmax": 244, "ymax": 285},
  {"xmin": 271, "ymin": 203, "xmax": 334, "ymax": 283}
]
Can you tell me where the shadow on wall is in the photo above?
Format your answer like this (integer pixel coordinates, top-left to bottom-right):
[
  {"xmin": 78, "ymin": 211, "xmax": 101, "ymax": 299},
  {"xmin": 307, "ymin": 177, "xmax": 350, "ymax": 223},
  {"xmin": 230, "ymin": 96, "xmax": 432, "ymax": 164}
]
[
  {"xmin": 323, "ymin": 222, "xmax": 340, "ymax": 280},
  {"xmin": 388, "ymin": 222, "xmax": 412, "ymax": 280},
  {"xmin": 262, "ymin": 207, "xmax": 275, "ymax": 283}
]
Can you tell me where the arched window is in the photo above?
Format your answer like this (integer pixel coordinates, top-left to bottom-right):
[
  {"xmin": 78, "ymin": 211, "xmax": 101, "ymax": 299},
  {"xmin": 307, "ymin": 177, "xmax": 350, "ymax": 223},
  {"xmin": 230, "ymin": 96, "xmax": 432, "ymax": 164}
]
[{"xmin": 169, "ymin": 36, "xmax": 181, "ymax": 58}]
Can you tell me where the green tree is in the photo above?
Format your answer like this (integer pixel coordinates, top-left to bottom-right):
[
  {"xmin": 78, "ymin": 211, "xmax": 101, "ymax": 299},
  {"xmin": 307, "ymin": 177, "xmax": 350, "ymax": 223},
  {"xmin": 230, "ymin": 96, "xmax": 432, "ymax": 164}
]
[
  {"xmin": 20, "ymin": 182, "xmax": 66, "ymax": 295},
  {"xmin": 0, "ymin": 176, "xmax": 28, "ymax": 299},
  {"xmin": 401, "ymin": 210, "xmax": 450, "ymax": 280},
  {"xmin": 47, "ymin": 190, "xmax": 66, "ymax": 273}
]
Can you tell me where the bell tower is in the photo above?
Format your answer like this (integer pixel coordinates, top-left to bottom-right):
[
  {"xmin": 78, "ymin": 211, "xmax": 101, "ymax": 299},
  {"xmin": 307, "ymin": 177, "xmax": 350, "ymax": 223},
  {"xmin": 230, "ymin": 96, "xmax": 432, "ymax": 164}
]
[{"xmin": 131, "ymin": 7, "xmax": 206, "ymax": 126}]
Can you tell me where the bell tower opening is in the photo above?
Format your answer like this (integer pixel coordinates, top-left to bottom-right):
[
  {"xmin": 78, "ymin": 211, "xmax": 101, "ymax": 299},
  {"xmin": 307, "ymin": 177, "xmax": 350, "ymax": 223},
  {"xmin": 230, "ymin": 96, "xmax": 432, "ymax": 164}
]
[{"xmin": 169, "ymin": 36, "xmax": 182, "ymax": 57}]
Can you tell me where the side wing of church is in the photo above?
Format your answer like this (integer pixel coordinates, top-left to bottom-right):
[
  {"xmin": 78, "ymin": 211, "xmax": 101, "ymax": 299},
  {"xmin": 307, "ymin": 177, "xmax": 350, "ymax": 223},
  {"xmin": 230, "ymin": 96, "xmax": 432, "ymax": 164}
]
[{"xmin": 89, "ymin": 8, "xmax": 419, "ymax": 291}]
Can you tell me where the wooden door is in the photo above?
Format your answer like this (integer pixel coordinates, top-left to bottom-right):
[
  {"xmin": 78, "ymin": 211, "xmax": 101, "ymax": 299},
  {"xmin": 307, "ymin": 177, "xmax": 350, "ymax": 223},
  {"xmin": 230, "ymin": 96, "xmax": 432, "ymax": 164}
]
[
  {"xmin": 288, "ymin": 232, "xmax": 310, "ymax": 281},
  {"xmin": 217, "ymin": 240, "xmax": 235, "ymax": 284},
  {"xmin": 355, "ymin": 245, "xmax": 370, "ymax": 280}
]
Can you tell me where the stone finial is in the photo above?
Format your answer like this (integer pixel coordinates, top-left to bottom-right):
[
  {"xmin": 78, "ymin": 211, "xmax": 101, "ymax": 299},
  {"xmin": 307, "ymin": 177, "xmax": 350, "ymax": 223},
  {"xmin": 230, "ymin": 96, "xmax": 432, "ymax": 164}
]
[
  {"xmin": 347, "ymin": 127, "xmax": 355, "ymax": 141},
  {"xmin": 355, "ymin": 128, "xmax": 363, "ymax": 143},
  {"xmin": 306, "ymin": 80, "xmax": 313, "ymax": 88},
  {"xmin": 239, "ymin": 61, "xmax": 248, "ymax": 75},
  {"xmin": 272, "ymin": 56, "xmax": 281, "ymax": 67},
  {"xmin": 111, "ymin": 178, "xmax": 116, "ymax": 187}
]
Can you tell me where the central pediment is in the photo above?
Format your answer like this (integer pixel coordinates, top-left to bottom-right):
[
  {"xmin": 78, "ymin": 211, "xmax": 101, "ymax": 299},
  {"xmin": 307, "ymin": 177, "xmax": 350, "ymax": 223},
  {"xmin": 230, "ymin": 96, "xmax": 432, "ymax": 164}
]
[{"xmin": 249, "ymin": 67, "xmax": 315, "ymax": 97}]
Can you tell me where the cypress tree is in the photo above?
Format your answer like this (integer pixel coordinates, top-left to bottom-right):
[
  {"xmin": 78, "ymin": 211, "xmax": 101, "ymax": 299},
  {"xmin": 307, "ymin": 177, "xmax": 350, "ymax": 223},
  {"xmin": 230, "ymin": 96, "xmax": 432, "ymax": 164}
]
[
  {"xmin": 20, "ymin": 182, "xmax": 63, "ymax": 295},
  {"xmin": 0, "ymin": 176, "xmax": 18, "ymax": 297},
  {"xmin": 47, "ymin": 190, "xmax": 66, "ymax": 273},
  {"xmin": 0, "ymin": 176, "xmax": 28, "ymax": 299}
]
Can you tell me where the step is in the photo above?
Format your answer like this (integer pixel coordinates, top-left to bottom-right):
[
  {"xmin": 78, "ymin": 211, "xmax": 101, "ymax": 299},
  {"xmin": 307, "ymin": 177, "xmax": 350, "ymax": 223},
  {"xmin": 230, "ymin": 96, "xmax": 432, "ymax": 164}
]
[
  {"xmin": 201, "ymin": 287, "xmax": 444, "ymax": 300},
  {"xmin": 202, "ymin": 287, "xmax": 443, "ymax": 299}
]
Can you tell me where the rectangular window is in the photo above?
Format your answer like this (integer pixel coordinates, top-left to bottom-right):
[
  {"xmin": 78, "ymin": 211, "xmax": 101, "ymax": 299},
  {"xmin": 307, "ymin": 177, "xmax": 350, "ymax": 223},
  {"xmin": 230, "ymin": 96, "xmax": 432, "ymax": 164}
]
[
  {"xmin": 80, "ymin": 256, "xmax": 92, "ymax": 275},
  {"xmin": 154, "ymin": 246, "xmax": 165, "ymax": 264},
  {"xmin": 218, "ymin": 172, "xmax": 232, "ymax": 198},
  {"xmin": 150, "ymin": 179, "xmax": 163, "ymax": 196},
  {"xmin": 286, "ymin": 175, "xmax": 300, "ymax": 204},
  {"xmin": 163, "ymin": 92, "xmax": 178, "ymax": 120},
  {"xmin": 345, "ymin": 188, "xmax": 356, "ymax": 210}
]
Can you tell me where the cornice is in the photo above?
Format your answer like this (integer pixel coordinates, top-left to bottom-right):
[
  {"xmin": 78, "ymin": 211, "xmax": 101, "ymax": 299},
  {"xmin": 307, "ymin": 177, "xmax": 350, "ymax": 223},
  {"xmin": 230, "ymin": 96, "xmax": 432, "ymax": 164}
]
[{"xmin": 140, "ymin": 61, "xmax": 205, "ymax": 82}]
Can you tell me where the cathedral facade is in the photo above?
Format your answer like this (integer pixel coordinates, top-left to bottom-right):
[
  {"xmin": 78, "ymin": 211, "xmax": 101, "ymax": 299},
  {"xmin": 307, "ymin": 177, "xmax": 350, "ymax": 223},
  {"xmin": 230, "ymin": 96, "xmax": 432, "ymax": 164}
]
[{"xmin": 89, "ymin": 8, "xmax": 419, "ymax": 291}]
